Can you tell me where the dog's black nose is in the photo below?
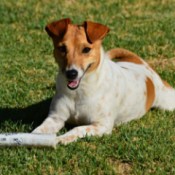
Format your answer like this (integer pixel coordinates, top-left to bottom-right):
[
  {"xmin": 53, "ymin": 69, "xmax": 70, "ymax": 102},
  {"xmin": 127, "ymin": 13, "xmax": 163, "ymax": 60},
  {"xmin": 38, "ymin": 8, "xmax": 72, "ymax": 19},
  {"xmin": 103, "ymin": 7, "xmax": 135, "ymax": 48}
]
[{"xmin": 66, "ymin": 69, "xmax": 78, "ymax": 80}]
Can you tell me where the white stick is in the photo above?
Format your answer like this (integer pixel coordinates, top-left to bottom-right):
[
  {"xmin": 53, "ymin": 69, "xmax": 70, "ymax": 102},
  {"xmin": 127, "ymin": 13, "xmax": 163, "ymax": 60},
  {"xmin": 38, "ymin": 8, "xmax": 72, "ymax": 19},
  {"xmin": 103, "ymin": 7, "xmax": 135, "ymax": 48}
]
[{"xmin": 0, "ymin": 133, "xmax": 58, "ymax": 148}]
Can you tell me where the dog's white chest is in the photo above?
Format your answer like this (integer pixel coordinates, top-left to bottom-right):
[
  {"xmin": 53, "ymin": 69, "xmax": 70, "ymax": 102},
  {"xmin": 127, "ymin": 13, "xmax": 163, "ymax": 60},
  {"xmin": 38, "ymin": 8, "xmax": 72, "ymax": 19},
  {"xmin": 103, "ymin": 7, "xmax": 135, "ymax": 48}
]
[{"xmin": 68, "ymin": 100, "xmax": 93, "ymax": 125}]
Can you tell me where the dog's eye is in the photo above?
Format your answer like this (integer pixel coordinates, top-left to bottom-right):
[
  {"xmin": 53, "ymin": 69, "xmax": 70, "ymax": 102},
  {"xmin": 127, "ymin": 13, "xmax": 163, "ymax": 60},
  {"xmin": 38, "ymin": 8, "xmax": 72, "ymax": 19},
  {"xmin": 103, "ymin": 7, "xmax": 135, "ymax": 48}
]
[
  {"xmin": 58, "ymin": 45, "xmax": 67, "ymax": 53},
  {"xmin": 82, "ymin": 47, "xmax": 91, "ymax": 53}
]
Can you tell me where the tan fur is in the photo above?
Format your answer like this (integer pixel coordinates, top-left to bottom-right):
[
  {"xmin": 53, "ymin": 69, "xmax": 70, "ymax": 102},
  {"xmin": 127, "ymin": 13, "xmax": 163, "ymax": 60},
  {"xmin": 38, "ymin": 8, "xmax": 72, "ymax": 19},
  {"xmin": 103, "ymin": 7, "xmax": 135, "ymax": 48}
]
[
  {"xmin": 52, "ymin": 25, "xmax": 90, "ymax": 69},
  {"xmin": 145, "ymin": 77, "xmax": 155, "ymax": 111},
  {"xmin": 46, "ymin": 19, "xmax": 109, "ymax": 73},
  {"xmin": 107, "ymin": 48, "xmax": 144, "ymax": 64},
  {"xmin": 84, "ymin": 21, "xmax": 110, "ymax": 43},
  {"xmin": 51, "ymin": 25, "xmax": 103, "ymax": 72}
]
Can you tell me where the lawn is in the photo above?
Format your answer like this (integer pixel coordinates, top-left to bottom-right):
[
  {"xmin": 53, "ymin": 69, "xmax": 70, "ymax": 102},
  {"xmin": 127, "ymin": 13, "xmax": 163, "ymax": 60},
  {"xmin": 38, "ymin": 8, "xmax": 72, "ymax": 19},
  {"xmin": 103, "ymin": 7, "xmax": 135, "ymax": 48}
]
[{"xmin": 0, "ymin": 0, "xmax": 175, "ymax": 174}]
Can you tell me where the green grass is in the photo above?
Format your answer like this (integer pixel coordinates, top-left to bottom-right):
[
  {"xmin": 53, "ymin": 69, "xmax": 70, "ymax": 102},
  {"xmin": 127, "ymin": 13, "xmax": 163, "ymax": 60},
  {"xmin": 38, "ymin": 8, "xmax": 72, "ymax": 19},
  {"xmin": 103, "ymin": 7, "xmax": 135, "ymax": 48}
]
[{"xmin": 0, "ymin": 0, "xmax": 175, "ymax": 174}]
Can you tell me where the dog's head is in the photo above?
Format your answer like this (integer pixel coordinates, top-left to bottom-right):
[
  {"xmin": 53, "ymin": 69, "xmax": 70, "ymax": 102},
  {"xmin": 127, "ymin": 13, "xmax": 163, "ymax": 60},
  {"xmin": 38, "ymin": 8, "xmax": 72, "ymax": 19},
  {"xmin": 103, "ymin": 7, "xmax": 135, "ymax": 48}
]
[{"xmin": 45, "ymin": 18, "xmax": 109, "ymax": 90}]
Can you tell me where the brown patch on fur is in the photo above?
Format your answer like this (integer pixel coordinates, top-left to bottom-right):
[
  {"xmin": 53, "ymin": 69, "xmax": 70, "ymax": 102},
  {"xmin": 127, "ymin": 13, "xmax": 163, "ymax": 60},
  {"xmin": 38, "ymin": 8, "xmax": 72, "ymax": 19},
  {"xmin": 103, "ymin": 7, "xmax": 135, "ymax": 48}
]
[
  {"xmin": 86, "ymin": 127, "xmax": 91, "ymax": 132},
  {"xmin": 84, "ymin": 21, "xmax": 110, "ymax": 43},
  {"xmin": 86, "ymin": 40, "xmax": 101, "ymax": 73},
  {"xmin": 107, "ymin": 48, "xmax": 144, "ymax": 64},
  {"xmin": 145, "ymin": 77, "xmax": 155, "ymax": 111},
  {"xmin": 45, "ymin": 18, "xmax": 71, "ymax": 38}
]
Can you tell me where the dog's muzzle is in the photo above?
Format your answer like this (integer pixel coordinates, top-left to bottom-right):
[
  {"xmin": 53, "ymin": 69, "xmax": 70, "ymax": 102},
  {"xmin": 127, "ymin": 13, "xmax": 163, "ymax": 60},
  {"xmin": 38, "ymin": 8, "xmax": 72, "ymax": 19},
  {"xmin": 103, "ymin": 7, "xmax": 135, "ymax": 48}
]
[
  {"xmin": 66, "ymin": 69, "xmax": 80, "ymax": 90},
  {"xmin": 65, "ymin": 64, "xmax": 92, "ymax": 90}
]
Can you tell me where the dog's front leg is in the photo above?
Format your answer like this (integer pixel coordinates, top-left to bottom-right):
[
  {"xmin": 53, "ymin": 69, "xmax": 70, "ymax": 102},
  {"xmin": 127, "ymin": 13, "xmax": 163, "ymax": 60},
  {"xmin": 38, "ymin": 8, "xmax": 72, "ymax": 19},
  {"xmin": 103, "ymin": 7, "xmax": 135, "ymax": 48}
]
[
  {"xmin": 32, "ymin": 94, "xmax": 71, "ymax": 134},
  {"xmin": 32, "ymin": 116, "xmax": 65, "ymax": 134},
  {"xmin": 57, "ymin": 124, "xmax": 113, "ymax": 145}
]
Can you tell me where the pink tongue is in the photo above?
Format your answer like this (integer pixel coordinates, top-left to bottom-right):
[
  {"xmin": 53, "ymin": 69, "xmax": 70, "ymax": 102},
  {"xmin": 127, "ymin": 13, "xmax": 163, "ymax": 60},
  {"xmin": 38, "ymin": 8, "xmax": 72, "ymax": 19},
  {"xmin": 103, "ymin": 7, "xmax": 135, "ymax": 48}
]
[{"xmin": 68, "ymin": 80, "xmax": 79, "ymax": 88}]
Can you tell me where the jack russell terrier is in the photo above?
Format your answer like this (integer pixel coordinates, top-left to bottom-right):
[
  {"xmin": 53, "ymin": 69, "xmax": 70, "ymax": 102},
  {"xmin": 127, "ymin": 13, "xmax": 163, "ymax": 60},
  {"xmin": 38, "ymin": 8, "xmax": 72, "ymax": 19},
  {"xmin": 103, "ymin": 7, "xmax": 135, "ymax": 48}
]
[{"xmin": 33, "ymin": 18, "xmax": 175, "ymax": 144}]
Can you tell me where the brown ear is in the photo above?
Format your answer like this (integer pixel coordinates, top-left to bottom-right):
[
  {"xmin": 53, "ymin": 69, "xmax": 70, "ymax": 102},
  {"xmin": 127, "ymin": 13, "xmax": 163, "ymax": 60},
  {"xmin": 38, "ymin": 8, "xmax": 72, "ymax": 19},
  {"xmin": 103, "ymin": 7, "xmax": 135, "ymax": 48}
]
[
  {"xmin": 84, "ymin": 21, "xmax": 110, "ymax": 43},
  {"xmin": 45, "ymin": 18, "xmax": 71, "ymax": 38}
]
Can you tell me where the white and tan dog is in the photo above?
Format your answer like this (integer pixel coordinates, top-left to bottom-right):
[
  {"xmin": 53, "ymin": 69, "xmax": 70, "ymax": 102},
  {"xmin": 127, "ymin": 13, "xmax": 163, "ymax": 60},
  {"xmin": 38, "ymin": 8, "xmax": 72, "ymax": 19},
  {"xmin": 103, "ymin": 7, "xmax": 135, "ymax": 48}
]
[{"xmin": 33, "ymin": 18, "xmax": 175, "ymax": 144}]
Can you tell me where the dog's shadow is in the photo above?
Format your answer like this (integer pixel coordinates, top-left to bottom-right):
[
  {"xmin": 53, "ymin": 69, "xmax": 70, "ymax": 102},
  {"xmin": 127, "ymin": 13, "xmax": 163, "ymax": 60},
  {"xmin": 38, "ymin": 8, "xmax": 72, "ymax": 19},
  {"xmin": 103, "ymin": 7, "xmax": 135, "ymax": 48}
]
[{"xmin": 0, "ymin": 98, "xmax": 52, "ymax": 131}]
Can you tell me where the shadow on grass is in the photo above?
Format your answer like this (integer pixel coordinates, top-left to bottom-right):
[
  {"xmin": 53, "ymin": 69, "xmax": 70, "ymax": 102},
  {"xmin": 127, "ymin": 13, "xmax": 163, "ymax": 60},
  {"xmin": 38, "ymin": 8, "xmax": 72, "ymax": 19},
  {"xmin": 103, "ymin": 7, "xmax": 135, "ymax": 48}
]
[{"xmin": 0, "ymin": 98, "xmax": 52, "ymax": 129}]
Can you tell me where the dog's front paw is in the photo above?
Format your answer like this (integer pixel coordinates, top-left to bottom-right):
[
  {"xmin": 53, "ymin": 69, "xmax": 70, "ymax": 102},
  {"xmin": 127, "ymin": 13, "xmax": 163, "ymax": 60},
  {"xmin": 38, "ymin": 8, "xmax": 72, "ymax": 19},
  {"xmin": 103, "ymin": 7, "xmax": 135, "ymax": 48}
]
[{"xmin": 57, "ymin": 135, "xmax": 78, "ymax": 145}]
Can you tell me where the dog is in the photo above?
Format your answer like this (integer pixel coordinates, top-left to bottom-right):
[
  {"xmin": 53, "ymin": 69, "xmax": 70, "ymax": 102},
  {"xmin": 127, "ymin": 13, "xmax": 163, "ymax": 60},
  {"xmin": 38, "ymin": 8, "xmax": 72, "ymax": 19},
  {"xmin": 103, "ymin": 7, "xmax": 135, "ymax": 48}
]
[{"xmin": 32, "ymin": 18, "xmax": 175, "ymax": 144}]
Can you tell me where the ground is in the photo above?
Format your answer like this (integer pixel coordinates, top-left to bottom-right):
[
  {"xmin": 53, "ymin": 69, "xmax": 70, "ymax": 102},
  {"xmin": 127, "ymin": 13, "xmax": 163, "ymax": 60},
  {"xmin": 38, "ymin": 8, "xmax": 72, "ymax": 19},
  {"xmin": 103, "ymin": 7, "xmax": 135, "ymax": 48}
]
[{"xmin": 0, "ymin": 0, "xmax": 175, "ymax": 174}]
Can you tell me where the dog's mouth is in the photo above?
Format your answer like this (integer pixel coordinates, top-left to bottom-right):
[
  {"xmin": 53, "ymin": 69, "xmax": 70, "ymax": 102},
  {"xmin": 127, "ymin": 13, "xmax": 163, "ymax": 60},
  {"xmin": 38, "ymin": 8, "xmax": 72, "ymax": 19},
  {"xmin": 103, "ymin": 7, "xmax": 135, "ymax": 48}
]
[
  {"xmin": 67, "ymin": 79, "xmax": 80, "ymax": 90},
  {"xmin": 66, "ymin": 63, "xmax": 92, "ymax": 90}
]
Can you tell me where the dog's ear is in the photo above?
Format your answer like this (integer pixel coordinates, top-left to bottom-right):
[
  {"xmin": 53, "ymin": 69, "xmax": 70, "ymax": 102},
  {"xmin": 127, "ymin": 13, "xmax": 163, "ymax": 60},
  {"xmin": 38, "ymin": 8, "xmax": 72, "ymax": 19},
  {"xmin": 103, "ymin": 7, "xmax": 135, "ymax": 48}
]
[
  {"xmin": 45, "ymin": 18, "xmax": 71, "ymax": 38},
  {"xmin": 83, "ymin": 21, "xmax": 110, "ymax": 43}
]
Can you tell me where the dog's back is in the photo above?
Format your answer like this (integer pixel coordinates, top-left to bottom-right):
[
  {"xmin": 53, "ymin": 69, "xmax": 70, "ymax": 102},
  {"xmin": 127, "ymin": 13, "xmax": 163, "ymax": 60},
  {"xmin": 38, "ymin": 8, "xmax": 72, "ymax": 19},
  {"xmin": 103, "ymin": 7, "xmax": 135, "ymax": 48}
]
[{"xmin": 108, "ymin": 48, "xmax": 175, "ymax": 113}]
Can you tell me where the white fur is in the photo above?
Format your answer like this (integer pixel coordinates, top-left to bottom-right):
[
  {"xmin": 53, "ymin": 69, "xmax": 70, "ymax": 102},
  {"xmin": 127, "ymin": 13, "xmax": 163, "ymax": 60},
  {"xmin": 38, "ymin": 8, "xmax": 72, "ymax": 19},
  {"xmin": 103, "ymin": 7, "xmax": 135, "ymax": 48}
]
[{"xmin": 33, "ymin": 48, "xmax": 175, "ymax": 144}]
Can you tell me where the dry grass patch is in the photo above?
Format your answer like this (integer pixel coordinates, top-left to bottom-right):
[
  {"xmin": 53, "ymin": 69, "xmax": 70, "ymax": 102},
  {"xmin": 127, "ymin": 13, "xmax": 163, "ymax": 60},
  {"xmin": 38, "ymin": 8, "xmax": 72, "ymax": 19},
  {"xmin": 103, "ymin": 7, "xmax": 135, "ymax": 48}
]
[
  {"xmin": 148, "ymin": 57, "xmax": 175, "ymax": 70},
  {"xmin": 107, "ymin": 158, "xmax": 132, "ymax": 175}
]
